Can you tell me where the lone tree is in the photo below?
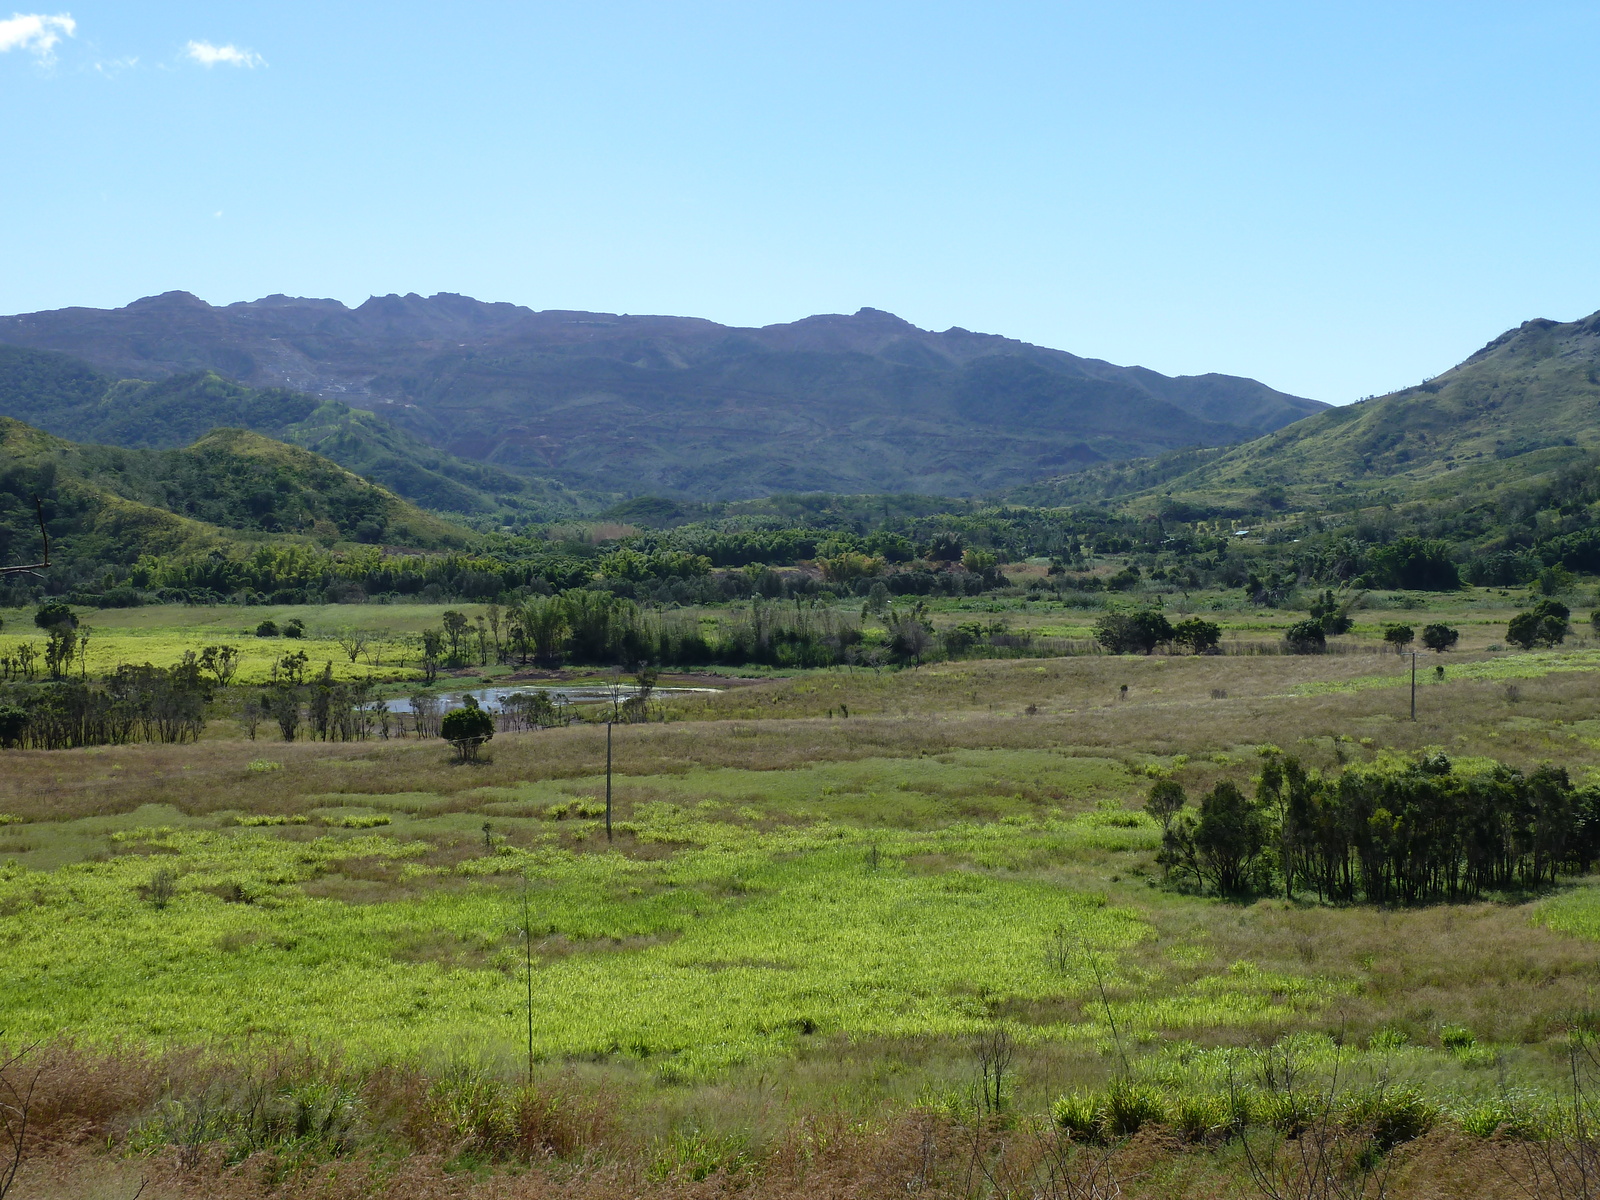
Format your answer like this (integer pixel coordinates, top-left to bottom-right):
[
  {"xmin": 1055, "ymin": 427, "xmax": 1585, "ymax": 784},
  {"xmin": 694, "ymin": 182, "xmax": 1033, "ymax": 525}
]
[
  {"xmin": 442, "ymin": 696, "xmax": 495, "ymax": 762},
  {"xmin": 1506, "ymin": 602, "xmax": 1567, "ymax": 650},
  {"xmin": 1145, "ymin": 779, "xmax": 1186, "ymax": 830},
  {"xmin": 1421, "ymin": 623, "xmax": 1460, "ymax": 653},
  {"xmin": 1382, "ymin": 624, "xmax": 1415, "ymax": 654},
  {"xmin": 1172, "ymin": 618, "xmax": 1221, "ymax": 655}
]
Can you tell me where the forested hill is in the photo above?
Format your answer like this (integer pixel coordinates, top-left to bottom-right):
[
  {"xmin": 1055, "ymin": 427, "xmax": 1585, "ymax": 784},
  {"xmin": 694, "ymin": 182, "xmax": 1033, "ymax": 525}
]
[
  {"xmin": 0, "ymin": 417, "xmax": 470, "ymax": 587},
  {"xmin": 0, "ymin": 291, "xmax": 1325, "ymax": 499},
  {"xmin": 0, "ymin": 345, "xmax": 592, "ymax": 520},
  {"xmin": 1020, "ymin": 308, "xmax": 1600, "ymax": 519}
]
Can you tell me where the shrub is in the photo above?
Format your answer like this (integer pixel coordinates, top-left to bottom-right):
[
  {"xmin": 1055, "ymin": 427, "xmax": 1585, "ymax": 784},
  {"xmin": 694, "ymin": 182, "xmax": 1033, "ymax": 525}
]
[
  {"xmin": 1343, "ymin": 1084, "xmax": 1437, "ymax": 1150},
  {"xmin": 255, "ymin": 620, "xmax": 279, "ymax": 637},
  {"xmin": 1190, "ymin": 780, "xmax": 1268, "ymax": 894},
  {"xmin": 1283, "ymin": 620, "xmax": 1326, "ymax": 654},
  {"xmin": 1258, "ymin": 1090, "xmax": 1320, "ymax": 1137},
  {"xmin": 1309, "ymin": 589, "xmax": 1353, "ymax": 635},
  {"xmin": 1172, "ymin": 1092, "xmax": 1230, "ymax": 1142},
  {"xmin": 145, "ymin": 868, "xmax": 177, "ymax": 910},
  {"xmin": 0, "ymin": 704, "xmax": 26, "ymax": 749},
  {"xmin": 1538, "ymin": 564, "xmax": 1578, "ymax": 596},
  {"xmin": 1364, "ymin": 537, "xmax": 1461, "ymax": 590},
  {"xmin": 1421, "ymin": 623, "xmax": 1460, "ymax": 652},
  {"xmin": 442, "ymin": 699, "xmax": 495, "ymax": 762},
  {"xmin": 282, "ymin": 619, "xmax": 306, "ymax": 639},
  {"xmin": 33, "ymin": 601, "xmax": 77, "ymax": 632},
  {"xmin": 1100, "ymin": 1079, "xmax": 1166, "ymax": 1137},
  {"xmin": 1052, "ymin": 1092, "xmax": 1104, "ymax": 1141}
]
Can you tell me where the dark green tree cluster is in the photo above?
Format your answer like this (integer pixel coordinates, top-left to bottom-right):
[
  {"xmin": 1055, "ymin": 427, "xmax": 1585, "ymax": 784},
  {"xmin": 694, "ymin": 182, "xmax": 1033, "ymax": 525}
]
[
  {"xmin": 492, "ymin": 592, "xmax": 863, "ymax": 670},
  {"xmin": 1506, "ymin": 599, "xmax": 1570, "ymax": 650},
  {"xmin": 0, "ymin": 658, "xmax": 210, "ymax": 749},
  {"xmin": 1157, "ymin": 752, "xmax": 1600, "ymax": 902},
  {"xmin": 251, "ymin": 663, "xmax": 384, "ymax": 743},
  {"xmin": 1093, "ymin": 609, "xmax": 1173, "ymax": 655}
]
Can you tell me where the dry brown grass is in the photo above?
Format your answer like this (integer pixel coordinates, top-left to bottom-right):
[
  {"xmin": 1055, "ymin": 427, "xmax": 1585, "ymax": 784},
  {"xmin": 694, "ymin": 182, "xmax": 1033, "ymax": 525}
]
[{"xmin": 7, "ymin": 649, "xmax": 1599, "ymax": 828}]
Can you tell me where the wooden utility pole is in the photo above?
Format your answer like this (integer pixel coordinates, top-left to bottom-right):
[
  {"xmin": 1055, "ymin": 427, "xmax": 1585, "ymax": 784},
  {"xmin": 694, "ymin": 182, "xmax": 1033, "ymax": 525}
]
[
  {"xmin": 521, "ymin": 871, "xmax": 534, "ymax": 1086},
  {"xmin": 0, "ymin": 497, "xmax": 49, "ymax": 577},
  {"xmin": 605, "ymin": 721, "xmax": 613, "ymax": 842}
]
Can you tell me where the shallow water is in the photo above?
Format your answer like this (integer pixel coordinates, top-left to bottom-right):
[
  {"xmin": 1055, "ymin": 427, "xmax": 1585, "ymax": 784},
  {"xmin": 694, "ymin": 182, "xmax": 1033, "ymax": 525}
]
[{"xmin": 382, "ymin": 683, "xmax": 720, "ymax": 714}]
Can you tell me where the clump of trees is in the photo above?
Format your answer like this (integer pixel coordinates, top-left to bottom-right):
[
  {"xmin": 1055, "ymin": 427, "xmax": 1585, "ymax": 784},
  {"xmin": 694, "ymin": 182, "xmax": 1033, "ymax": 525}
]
[
  {"xmin": 1157, "ymin": 751, "xmax": 1600, "ymax": 903},
  {"xmin": 252, "ymin": 663, "xmax": 386, "ymax": 743},
  {"xmin": 1283, "ymin": 620, "xmax": 1326, "ymax": 655},
  {"xmin": 1507, "ymin": 600, "xmax": 1569, "ymax": 650},
  {"xmin": 1094, "ymin": 609, "xmax": 1173, "ymax": 655},
  {"xmin": 0, "ymin": 657, "xmax": 211, "ymax": 748}
]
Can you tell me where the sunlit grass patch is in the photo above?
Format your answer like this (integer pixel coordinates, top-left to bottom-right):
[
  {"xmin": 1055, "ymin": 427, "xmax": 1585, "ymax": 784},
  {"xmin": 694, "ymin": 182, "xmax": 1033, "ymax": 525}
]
[
  {"xmin": 1291, "ymin": 647, "xmax": 1600, "ymax": 697},
  {"xmin": 0, "ymin": 814, "xmax": 1174, "ymax": 1072},
  {"xmin": 1532, "ymin": 880, "xmax": 1600, "ymax": 940}
]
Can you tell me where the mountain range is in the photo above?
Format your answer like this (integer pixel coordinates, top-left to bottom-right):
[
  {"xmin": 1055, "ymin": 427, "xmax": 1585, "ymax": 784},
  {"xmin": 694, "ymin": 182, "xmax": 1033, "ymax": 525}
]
[{"xmin": 0, "ymin": 292, "xmax": 1325, "ymax": 499}]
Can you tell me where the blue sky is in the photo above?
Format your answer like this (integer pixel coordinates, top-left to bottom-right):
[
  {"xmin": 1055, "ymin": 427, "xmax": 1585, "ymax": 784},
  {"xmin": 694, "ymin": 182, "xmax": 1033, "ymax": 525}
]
[{"xmin": 2, "ymin": 2, "xmax": 1598, "ymax": 405}]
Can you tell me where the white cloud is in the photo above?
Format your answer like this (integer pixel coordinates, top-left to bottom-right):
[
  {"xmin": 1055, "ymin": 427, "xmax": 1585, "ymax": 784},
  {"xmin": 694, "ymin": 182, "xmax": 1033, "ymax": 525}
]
[
  {"xmin": 183, "ymin": 39, "xmax": 262, "ymax": 68},
  {"xmin": 0, "ymin": 13, "xmax": 76, "ymax": 62}
]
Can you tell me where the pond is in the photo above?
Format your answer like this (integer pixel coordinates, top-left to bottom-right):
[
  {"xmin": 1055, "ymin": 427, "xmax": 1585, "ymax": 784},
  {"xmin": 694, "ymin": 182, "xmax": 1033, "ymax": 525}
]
[{"xmin": 381, "ymin": 683, "xmax": 721, "ymax": 714}]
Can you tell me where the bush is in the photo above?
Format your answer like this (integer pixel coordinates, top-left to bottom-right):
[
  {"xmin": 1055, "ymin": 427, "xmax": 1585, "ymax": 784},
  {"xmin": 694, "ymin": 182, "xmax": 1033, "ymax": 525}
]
[
  {"xmin": 1420, "ymin": 623, "xmax": 1460, "ymax": 652},
  {"xmin": 255, "ymin": 620, "xmax": 279, "ymax": 637},
  {"xmin": 1343, "ymin": 1084, "xmax": 1437, "ymax": 1150},
  {"xmin": 1145, "ymin": 779, "xmax": 1186, "ymax": 829},
  {"xmin": 1100, "ymin": 1079, "xmax": 1166, "ymax": 1137},
  {"xmin": 441, "ymin": 699, "xmax": 495, "ymax": 761},
  {"xmin": 34, "ymin": 601, "xmax": 77, "ymax": 632},
  {"xmin": 1172, "ymin": 1092, "xmax": 1231, "ymax": 1142},
  {"xmin": 1190, "ymin": 780, "xmax": 1268, "ymax": 894},
  {"xmin": 1309, "ymin": 589, "xmax": 1353, "ymax": 635},
  {"xmin": 1284, "ymin": 620, "xmax": 1326, "ymax": 654},
  {"xmin": 1052, "ymin": 1092, "xmax": 1103, "ymax": 1141},
  {"xmin": 1538, "ymin": 564, "xmax": 1578, "ymax": 596},
  {"xmin": 282, "ymin": 618, "xmax": 306, "ymax": 639}
]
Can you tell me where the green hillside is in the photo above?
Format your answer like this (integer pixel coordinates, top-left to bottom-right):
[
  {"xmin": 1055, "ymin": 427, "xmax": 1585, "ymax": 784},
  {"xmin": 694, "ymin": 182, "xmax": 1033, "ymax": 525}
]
[
  {"xmin": 1106, "ymin": 311, "xmax": 1600, "ymax": 517},
  {"xmin": 0, "ymin": 345, "xmax": 594, "ymax": 520},
  {"xmin": 0, "ymin": 417, "xmax": 471, "ymax": 593}
]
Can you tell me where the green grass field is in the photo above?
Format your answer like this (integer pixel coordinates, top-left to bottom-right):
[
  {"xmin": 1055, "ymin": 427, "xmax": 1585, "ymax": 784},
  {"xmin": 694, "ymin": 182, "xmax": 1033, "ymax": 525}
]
[{"xmin": 8, "ymin": 592, "xmax": 1600, "ymax": 1196}]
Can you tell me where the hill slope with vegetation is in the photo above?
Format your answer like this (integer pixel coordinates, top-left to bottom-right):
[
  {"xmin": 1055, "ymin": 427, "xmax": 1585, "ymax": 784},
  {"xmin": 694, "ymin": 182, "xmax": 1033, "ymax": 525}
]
[
  {"xmin": 0, "ymin": 291, "xmax": 1325, "ymax": 499},
  {"xmin": 0, "ymin": 345, "xmax": 592, "ymax": 520},
  {"xmin": 0, "ymin": 417, "xmax": 472, "ymax": 595},
  {"xmin": 1076, "ymin": 309, "xmax": 1600, "ymax": 518}
]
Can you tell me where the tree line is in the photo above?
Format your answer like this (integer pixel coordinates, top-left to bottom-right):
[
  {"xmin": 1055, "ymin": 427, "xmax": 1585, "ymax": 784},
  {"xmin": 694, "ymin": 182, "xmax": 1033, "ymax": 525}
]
[{"xmin": 1152, "ymin": 751, "xmax": 1600, "ymax": 902}]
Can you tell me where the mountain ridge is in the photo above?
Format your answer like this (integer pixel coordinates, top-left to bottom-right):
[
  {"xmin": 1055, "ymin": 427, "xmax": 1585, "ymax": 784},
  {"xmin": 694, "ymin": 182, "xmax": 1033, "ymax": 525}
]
[{"xmin": 0, "ymin": 292, "xmax": 1326, "ymax": 500}]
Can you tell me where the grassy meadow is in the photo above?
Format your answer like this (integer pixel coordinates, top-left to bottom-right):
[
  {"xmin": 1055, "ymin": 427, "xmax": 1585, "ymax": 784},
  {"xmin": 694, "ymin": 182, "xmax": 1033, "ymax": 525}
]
[{"xmin": 6, "ymin": 587, "xmax": 1600, "ymax": 1196}]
